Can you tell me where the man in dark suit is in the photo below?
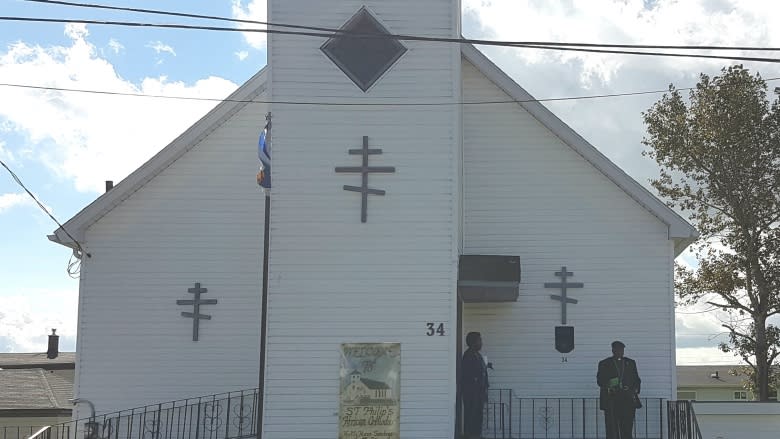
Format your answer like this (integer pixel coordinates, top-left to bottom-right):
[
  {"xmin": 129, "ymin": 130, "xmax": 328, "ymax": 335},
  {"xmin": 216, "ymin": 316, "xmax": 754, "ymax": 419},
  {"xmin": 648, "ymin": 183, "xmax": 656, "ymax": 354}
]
[
  {"xmin": 597, "ymin": 341, "xmax": 641, "ymax": 439},
  {"xmin": 461, "ymin": 332, "xmax": 489, "ymax": 439}
]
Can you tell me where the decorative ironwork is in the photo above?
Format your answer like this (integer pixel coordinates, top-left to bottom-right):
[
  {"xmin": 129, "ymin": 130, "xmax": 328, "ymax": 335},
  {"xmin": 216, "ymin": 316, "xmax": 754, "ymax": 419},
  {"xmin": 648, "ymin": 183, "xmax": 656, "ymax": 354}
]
[
  {"xmin": 481, "ymin": 389, "xmax": 667, "ymax": 439},
  {"xmin": 203, "ymin": 401, "xmax": 224, "ymax": 432},
  {"xmin": 544, "ymin": 267, "xmax": 584, "ymax": 325},
  {"xmin": 335, "ymin": 136, "xmax": 396, "ymax": 223},
  {"xmin": 321, "ymin": 7, "xmax": 407, "ymax": 92},
  {"xmin": 143, "ymin": 414, "xmax": 162, "ymax": 439},
  {"xmin": 3, "ymin": 389, "xmax": 698, "ymax": 439},
  {"xmin": 536, "ymin": 404, "xmax": 556, "ymax": 433},
  {"xmin": 1, "ymin": 389, "xmax": 261, "ymax": 439},
  {"xmin": 231, "ymin": 399, "xmax": 254, "ymax": 431},
  {"xmin": 176, "ymin": 282, "xmax": 218, "ymax": 341}
]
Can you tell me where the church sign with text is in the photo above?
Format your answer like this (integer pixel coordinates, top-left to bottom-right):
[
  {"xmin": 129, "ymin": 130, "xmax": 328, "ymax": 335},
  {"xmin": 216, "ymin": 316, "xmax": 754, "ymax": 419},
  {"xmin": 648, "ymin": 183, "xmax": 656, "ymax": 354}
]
[{"xmin": 339, "ymin": 343, "xmax": 400, "ymax": 439}]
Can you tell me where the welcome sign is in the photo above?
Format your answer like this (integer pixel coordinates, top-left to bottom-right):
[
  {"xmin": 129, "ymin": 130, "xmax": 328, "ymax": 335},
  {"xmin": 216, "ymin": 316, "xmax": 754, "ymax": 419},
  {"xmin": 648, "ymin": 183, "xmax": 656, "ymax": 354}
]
[{"xmin": 339, "ymin": 343, "xmax": 401, "ymax": 439}]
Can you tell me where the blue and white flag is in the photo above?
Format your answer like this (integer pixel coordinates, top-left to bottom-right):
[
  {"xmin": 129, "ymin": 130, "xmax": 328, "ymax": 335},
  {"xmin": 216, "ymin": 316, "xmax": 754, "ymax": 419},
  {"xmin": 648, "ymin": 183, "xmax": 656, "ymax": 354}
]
[{"xmin": 257, "ymin": 117, "xmax": 271, "ymax": 190}]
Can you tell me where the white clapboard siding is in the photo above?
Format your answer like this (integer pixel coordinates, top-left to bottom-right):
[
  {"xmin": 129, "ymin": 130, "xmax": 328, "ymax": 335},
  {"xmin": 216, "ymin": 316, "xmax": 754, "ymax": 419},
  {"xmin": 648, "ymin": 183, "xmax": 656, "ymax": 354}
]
[
  {"xmin": 461, "ymin": 58, "xmax": 676, "ymax": 400},
  {"xmin": 74, "ymin": 98, "xmax": 269, "ymax": 415},
  {"xmin": 264, "ymin": 1, "xmax": 460, "ymax": 438}
]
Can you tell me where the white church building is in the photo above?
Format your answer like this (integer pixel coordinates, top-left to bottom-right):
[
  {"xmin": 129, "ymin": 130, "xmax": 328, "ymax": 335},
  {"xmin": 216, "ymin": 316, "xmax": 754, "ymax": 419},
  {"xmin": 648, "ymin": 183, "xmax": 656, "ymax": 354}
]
[{"xmin": 50, "ymin": 1, "xmax": 697, "ymax": 438}]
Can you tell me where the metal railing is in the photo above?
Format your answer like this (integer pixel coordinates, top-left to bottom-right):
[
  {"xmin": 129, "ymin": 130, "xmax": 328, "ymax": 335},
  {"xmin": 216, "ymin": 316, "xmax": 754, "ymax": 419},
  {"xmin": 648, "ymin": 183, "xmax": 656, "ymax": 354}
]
[
  {"xmin": 2, "ymin": 389, "xmax": 259, "ymax": 439},
  {"xmin": 482, "ymin": 389, "xmax": 667, "ymax": 439},
  {"xmin": 6, "ymin": 388, "xmax": 703, "ymax": 439},
  {"xmin": 1, "ymin": 425, "xmax": 53, "ymax": 439},
  {"xmin": 666, "ymin": 400, "xmax": 703, "ymax": 439}
]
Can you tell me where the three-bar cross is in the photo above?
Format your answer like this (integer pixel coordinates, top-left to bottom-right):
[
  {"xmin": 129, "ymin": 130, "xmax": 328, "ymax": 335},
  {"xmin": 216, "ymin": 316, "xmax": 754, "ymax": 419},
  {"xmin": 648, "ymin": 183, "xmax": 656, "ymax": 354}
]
[
  {"xmin": 335, "ymin": 136, "xmax": 396, "ymax": 223},
  {"xmin": 176, "ymin": 282, "xmax": 218, "ymax": 341},
  {"xmin": 544, "ymin": 267, "xmax": 584, "ymax": 325}
]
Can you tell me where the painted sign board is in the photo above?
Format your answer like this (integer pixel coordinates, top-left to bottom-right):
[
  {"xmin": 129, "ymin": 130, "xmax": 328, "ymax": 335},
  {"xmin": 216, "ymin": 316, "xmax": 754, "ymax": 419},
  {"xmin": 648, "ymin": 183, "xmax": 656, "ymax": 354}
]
[{"xmin": 339, "ymin": 343, "xmax": 401, "ymax": 439}]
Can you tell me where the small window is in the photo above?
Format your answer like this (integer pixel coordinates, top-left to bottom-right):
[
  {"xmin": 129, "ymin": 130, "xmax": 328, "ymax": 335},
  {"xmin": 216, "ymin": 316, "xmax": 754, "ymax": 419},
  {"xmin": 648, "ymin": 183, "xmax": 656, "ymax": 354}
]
[
  {"xmin": 677, "ymin": 391, "xmax": 697, "ymax": 400},
  {"xmin": 733, "ymin": 391, "xmax": 748, "ymax": 400},
  {"xmin": 321, "ymin": 7, "xmax": 407, "ymax": 92}
]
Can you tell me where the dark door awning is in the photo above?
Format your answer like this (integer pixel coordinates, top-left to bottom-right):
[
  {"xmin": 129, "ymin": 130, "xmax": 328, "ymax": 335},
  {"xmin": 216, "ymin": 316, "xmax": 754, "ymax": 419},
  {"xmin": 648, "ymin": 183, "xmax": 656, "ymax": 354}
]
[{"xmin": 458, "ymin": 255, "xmax": 521, "ymax": 303}]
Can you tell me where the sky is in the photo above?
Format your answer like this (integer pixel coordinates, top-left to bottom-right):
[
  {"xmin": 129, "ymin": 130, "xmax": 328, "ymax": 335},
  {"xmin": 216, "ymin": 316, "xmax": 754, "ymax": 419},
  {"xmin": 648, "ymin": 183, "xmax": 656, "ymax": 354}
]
[{"xmin": 1, "ymin": 0, "xmax": 779, "ymax": 365}]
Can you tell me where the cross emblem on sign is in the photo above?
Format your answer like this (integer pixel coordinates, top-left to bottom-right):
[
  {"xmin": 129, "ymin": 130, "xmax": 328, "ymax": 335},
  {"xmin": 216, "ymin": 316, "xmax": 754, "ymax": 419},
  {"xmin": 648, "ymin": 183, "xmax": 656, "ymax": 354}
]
[
  {"xmin": 335, "ymin": 136, "xmax": 396, "ymax": 223},
  {"xmin": 544, "ymin": 267, "xmax": 584, "ymax": 325},
  {"xmin": 176, "ymin": 283, "xmax": 218, "ymax": 341}
]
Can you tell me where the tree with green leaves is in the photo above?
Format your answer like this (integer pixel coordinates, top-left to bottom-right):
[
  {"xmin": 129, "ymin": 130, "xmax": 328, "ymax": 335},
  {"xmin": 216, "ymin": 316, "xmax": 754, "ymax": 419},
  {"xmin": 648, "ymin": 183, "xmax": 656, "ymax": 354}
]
[
  {"xmin": 642, "ymin": 65, "xmax": 780, "ymax": 401},
  {"xmin": 727, "ymin": 365, "xmax": 779, "ymax": 400}
]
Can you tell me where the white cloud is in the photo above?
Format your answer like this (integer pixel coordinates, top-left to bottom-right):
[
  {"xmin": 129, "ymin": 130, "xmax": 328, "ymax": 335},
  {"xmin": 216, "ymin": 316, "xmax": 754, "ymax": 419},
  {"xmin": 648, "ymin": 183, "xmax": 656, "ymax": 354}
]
[
  {"xmin": 0, "ymin": 26, "xmax": 238, "ymax": 193},
  {"xmin": 231, "ymin": 0, "xmax": 267, "ymax": 49},
  {"xmin": 0, "ymin": 191, "xmax": 53, "ymax": 216},
  {"xmin": 64, "ymin": 23, "xmax": 88, "ymax": 41},
  {"xmin": 147, "ymin": 41, "xmax": 176, "ymax": 56},
  {"xmin": 675, "ymin": 298, "xmax": 735, "ymax": 365},
  {"xmin": 108, "ymin": 38, "xmax": 124, "ymax": 54},
  {"xmin": 0, "ymin": 288, "xmax": 78, "ymax": 352},
  {"xmin": 463, "ymin": 0, "xmax": 780, "ymax": 84},
  {"xmin": 461, "ymin": 0, "xmax": 780, "ymax": 197},
  {"xmin": 0, "ymin": 140, "xmax": 15, "ymax": 163},
  {"xmin": 0, "ymin": 192, "xmax": 32, "ymax": 213},
  {"xmin": 235, "ymin": 50, "xmax": 249, "ymax": 61},
  {"xmin": 673, "ymin": 305, "xmax": 780, "ymax": 365},
  {"xmin": 676, "ymin": 347, "xmax": 742, "ymax": 365}
]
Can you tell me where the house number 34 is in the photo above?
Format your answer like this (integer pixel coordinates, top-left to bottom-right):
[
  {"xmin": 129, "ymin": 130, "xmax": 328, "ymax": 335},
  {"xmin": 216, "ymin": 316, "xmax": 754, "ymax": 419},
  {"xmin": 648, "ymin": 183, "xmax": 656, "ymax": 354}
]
[{"xmin": 426, "ymin": 323, "xmax": 446, "ymax": 336}]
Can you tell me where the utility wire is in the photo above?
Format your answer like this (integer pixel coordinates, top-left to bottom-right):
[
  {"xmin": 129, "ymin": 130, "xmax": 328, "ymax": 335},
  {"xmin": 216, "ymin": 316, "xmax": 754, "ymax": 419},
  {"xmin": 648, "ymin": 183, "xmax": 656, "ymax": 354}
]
[
  {"xmin": 4, "ymin": 15, "xmax": 780, "ymax": 64},
  {"xmin": 0, "ymin": 159, "xmax": 90, "ymax": 275},
  {"xmin": 24, "ymin": 0, "xmax": 780, "ymax": 53},
  {"xmin": 3, "ymin": 77, "xmax": 780, "ymax": 106},
  {"xmin": 676, "ymin": 307, "xmax": 722, "ymax": 315}
]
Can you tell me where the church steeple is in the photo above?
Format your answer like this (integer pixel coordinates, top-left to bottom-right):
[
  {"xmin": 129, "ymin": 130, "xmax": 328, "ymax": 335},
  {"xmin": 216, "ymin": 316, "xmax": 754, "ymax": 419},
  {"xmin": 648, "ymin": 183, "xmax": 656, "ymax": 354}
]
[{"xmin": 263, "ymin": 1, "xmax": 462, "ymax": 437}]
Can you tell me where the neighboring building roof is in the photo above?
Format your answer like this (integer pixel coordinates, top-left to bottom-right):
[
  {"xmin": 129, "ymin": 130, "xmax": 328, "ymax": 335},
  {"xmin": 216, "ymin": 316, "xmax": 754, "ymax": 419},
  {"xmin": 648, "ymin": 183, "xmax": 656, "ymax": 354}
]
[
  {"xmin": 49, "ymin": 46, "xmax": 697, "ymax": 255},
  {"xmin": 677, "ymin": 365, "xmax": 746, "ymax": 388},
  {"xmin": 0, "ymin": 352, "xmax": 76, "ymax": 370},
  {"xmin": 0, "ymin": 369, "xmax": 73, "ymax": 411}
]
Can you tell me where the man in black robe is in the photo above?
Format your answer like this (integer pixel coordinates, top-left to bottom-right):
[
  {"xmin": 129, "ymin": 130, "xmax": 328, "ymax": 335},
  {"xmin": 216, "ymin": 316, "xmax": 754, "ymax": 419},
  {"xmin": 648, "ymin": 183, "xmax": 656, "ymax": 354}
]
[
  {"xmin": 461, "ymin": 332, "xmax": 488, "ymax": 439},
  {"xmin": 597, "ymin": 341, "xmax": 642, "ymax": 439}
]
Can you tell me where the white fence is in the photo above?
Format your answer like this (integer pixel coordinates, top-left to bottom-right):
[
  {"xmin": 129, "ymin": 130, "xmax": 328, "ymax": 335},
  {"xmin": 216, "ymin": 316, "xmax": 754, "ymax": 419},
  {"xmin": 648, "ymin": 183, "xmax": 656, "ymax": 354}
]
[{"xmin": 693, "ymin": 402, "xmax": 779, "ymax": 439}]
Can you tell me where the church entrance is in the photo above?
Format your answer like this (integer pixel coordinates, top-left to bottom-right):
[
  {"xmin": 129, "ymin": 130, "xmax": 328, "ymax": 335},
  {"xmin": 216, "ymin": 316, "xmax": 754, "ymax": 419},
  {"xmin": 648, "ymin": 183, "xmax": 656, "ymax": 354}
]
[{"xmin": 456, "ymin": 255, "xmax": 521, "ymax": 439}]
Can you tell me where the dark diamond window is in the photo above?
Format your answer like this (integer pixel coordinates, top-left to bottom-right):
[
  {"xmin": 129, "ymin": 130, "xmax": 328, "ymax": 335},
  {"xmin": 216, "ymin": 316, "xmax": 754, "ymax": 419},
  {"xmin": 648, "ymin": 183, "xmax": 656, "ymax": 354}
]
[{"xmin": 321, "ymin": 7, "xmax": 407, "ymax": 92}]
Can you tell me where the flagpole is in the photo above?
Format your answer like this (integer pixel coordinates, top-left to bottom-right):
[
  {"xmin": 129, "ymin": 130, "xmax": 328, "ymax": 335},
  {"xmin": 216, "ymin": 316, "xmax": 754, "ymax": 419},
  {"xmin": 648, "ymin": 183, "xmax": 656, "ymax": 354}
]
[
  {"xmin": 256, "ymin": 113, "xmax": 272, "ymax": 439},
  {"xmin": 257, "ymin": 191, "xmax": 270, "ymax": 439}
]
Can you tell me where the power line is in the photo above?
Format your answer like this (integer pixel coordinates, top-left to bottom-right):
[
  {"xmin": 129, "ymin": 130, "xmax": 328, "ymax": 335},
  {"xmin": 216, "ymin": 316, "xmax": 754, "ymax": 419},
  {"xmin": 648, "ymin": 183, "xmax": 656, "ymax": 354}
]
[
  {"xmin": 676, "ymin": 308, "xmax": 722, "ymax": 315},
  {"xmin": 4, "ymin": 15, "xmax": 780, "ymax": 64},
  {"xmin": 0, "ymin": 159, "xmax": 90, "ymax": 275},
  {"xmin": 3, "ymin": 77, "xmax": 780, "ymax": 107},
  {"xmin": 25, "ymin": 0, "xmax": 780, "ymax": 53}
]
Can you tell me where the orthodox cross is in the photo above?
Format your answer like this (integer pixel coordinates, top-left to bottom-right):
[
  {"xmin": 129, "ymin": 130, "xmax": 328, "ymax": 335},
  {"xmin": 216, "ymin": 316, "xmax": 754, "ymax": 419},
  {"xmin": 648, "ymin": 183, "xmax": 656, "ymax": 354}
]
[
  {"xmin": 335, "ymin": 136, "xmax": 396, "ymax": 223},
  {"xmin": 176, "ymin": 283, "xmax": 218, "ymax": 341},
  {"xmin": 544, "ymin": 267, "xmax": 584, "ymax": 325}
]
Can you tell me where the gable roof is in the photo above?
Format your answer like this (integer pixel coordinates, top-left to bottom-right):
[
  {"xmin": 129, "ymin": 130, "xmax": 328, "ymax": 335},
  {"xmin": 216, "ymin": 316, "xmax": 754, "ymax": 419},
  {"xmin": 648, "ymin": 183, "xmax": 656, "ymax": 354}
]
[
  {"xmin": 50, "ymin": 47, "xmax": 697, "ymax": 255},
  {"xmin": 0, "ymin": 369, "xmax": 74, "ymax": 411},
  {"xmin": 0, "ymin": 352, "xmax": 75, "ymax": 370},
  {"xmin": 677, "ymin": 365, "xmax": 780, "ymax": 389},
  {"xmin": 460, "ymin": 45, "xmax": 697, "ymax": 255},
  {"xmin": 677, "ymin": 365, "xmax": 746, "ymax": 388},
  {"xmin": 49, "ymin": 68, "xmax": 268, "ymax": 249}
]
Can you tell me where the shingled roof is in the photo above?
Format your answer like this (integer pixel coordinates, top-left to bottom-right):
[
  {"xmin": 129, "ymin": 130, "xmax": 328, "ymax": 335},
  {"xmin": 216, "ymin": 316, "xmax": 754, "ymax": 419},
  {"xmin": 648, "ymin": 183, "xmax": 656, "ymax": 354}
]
[
  {"xmin": 0, "ymin": 352, "xmax": 75, "ymax": 370},
  {"xmin": 0, "ymin": 368, "xmax": 74, "ymax": 412},
  {"xmin": 677, "ymin": 365, "xmax": 746, "ymax": 388}
]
